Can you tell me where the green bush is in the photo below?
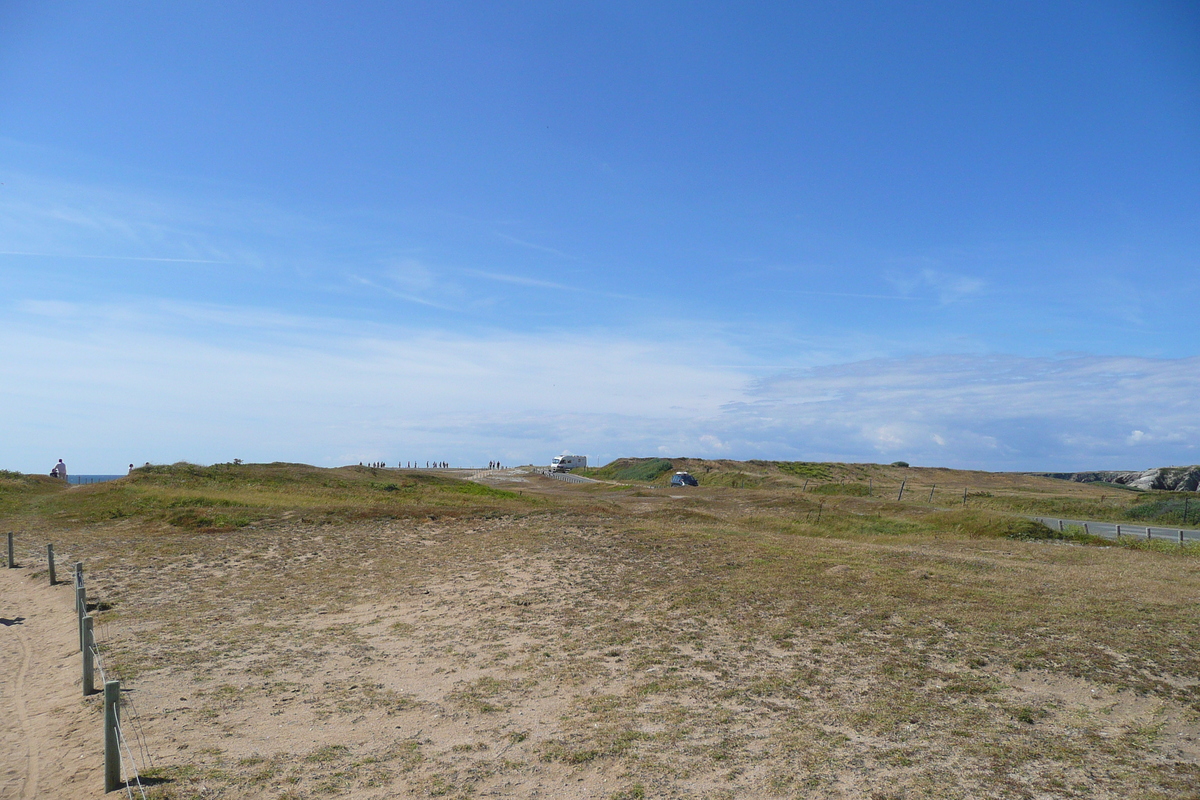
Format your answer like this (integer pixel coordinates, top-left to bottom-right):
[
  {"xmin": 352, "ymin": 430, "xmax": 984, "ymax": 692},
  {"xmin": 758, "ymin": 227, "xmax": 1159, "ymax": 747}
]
[
  {"xmin": 776, "ymin": 462, "xmax": 832, "ymax": 480},
  {"xmin": 1127, "ymin": 495, "xmax": 1199, "ymax": 525},
  {"xmin": 584, "ymin": 458, "xmax": 676, "ymax": 483}
]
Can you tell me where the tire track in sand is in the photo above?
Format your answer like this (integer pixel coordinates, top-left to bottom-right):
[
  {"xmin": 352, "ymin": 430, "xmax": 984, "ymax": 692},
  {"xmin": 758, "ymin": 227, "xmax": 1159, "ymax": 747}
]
[
  {"xmin": 8, "ymin": 617, "xmax": 39, "ymax": 799},
  {"xmin": 2, "ymin": 567, "xmax": 99, "ymax": 799}
]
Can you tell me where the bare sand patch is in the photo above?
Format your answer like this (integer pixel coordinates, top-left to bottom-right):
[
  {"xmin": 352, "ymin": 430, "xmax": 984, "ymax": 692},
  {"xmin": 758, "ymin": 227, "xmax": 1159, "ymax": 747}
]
[{"xmin": 3, "ymin": 471, "xmax": 1200, "ymax": 798}]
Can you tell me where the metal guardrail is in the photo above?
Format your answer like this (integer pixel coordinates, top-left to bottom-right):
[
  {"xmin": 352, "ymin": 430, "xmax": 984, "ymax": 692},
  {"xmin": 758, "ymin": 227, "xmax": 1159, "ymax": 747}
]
[
  {"xmin": 1031, "ymin": 517, "xmax": 1200, "ymax": 544},
  {"xmin": 534, "ymin": 469, "xmax": 597, "ymax": 484}
]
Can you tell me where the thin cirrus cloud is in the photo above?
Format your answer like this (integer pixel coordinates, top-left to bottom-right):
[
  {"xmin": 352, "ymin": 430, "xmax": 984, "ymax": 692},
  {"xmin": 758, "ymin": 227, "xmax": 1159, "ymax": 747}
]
[
  {"xmin": 885, "ymin": 268, "xmax": 987, "ymax": 304},
  {"xmin": 0, "ymin": 251, "xmax": 233, "ymax": 264},
  {"xmin": 0, "ymin": 299, "xmax": 752, "ymax": 470},
  {"xmin": 460, "ymin": 267, "xmax": 577, "ymax": 292},
  {"xmin": 3, "ymin": 298, "xmax": 1196, "ymax": 472},
  {"xmin": 494, "ymin": 232, "xmax": 578, "ymax": 260},
  {"xmin": 720, "ymin": 354, "xmax": 1200, "ymax": 470}
]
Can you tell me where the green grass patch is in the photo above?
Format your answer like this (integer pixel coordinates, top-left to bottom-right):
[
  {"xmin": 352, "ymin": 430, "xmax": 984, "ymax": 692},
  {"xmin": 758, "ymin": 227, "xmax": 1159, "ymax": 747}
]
[
  {"xmin": 0, "ymin": 461, "xmax": 533, "ymax": 531},
  {"xmin": 581, "ymin": 458, "xmax": 676, "ymax": 483},
  {"xmin": 810, "ymin": 482, "xmax": 871, "ymax": 496},
  {"xmin": 774, "ymin": 461, "xmax": 833, "ymax": 480}
]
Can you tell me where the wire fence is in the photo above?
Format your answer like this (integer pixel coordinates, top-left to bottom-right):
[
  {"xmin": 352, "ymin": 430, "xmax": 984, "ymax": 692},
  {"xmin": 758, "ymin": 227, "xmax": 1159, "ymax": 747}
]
[
  {"xmin": 72, "ymin": 562, "xmax": 153, "ymax": 797},
  {"xmin": 67, "ymin": 475, "xmax": 125, "ymax": 485}
]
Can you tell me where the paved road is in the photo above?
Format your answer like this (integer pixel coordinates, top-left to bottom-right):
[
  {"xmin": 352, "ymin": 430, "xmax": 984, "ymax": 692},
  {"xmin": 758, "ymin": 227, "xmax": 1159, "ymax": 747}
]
[
  {"xmin": 538, "ymin": 470, "xmax": 597, "ymax": 484},
  {"xmin": 1030, "ymin": 516, "xmax": 1200, "ymax": 544}
]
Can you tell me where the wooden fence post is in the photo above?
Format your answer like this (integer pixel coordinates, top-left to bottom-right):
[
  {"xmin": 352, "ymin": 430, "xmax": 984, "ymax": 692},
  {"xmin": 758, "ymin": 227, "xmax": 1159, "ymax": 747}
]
[
  {"xmin": 82, "ymin": 616, "xmax": 95, "ymax": 695},
  {"xmin": 802, "ymin": 479, "xmax": 809, "ymax": 492},
  {"xmin": 1084, "ymin": 522, "xmax": 1090, "ymax": 536},
  {"xmin": 1115, "ymin": 524, "xmax": 1121, "ymax": 539},
  {"xmin": 962, "ymin": 488, "xmax": 968, "ymax": 506},
  {"xmin": 928, "ymin": 485, "xmax": 936, "ymax": 503},
  {"xmin": 104, "ymin": 680, "xmax": 121, "ymax": 792},
  {"xmin": 896, "ymin": 480, "xmax": 906, "ymax": 501},
  {"xmin": 1059, "ymin": 520, "xmax": 1064, "ymax": 532},
  {"xmin": 1147, "ymin": 527, "xmax": 1152, "ymax": 540},
  {"xmin": 6, "ymin": 532, "xmax": 13, "ymax": 568},
  {"xmin": 47, "ymin": 544, "xmax": 56, "ymax": 585},
  {"xmin": 77, "ymin": 585, "xmax": 87, "ymax": 651}
]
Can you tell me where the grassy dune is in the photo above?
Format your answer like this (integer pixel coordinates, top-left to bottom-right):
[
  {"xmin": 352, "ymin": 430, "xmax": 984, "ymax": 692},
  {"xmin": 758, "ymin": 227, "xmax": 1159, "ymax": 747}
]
[
  {"xmin": 4, "ymin": 461, "xmax": 1199, "ymax": 798},
  {"xmin": 0, "ymin": 462, "xmax": 534, "ymax": 533},
  {"xmin": 577, "ymin": 457, "xmax": 1200, "ymax": 527}
]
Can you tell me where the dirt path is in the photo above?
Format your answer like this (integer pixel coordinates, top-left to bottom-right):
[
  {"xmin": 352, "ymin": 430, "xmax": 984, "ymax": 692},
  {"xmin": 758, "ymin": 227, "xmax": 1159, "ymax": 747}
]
[{"xmin": 0, "ymin": 567, "xmax": 103, "ymax": 798}]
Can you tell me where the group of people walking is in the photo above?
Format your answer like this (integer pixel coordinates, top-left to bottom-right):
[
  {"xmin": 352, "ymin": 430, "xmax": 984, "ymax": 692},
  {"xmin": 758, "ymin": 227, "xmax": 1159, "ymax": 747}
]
[
  {"xmin": 358, "ymin": 460, "xmax": 505, "ymax": 470},
  {"xmin": 49, "ymin": 457, "xmax": 509, "ymax": 481}
]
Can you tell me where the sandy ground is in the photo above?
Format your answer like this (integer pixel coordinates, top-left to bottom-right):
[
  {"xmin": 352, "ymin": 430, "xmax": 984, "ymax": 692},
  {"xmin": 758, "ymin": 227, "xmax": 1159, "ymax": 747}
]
[
  {"xmin": 0, "ymin": 567, "xmax": 104, "ymax": 798},
  {"xmin": 3, "ymin": 470, "xmax": 1200, "ymax": 798}
]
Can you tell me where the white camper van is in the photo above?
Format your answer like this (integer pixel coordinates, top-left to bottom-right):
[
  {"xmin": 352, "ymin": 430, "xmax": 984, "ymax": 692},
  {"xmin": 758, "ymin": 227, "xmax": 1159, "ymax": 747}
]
[{"xmin": 550, "ymin": 454, "xmax": 587, "ymax": 473}]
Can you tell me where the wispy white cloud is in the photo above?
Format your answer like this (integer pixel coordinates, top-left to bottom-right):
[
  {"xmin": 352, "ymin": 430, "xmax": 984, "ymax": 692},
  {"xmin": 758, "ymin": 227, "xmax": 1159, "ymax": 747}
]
[
  {"xmin": 2, "ymin": 296, "xmax": 1196, "ymax": 473},
  {"xmin": 787, "ymin": 289, "xmax": 919, "ymax": 302},
  {"xmin": 495, "ymin": 232, "xmax": 577, "ymax": 260},
  {"xmin": 350, "ymin": 271, "xmax": 463, "ymax": 312},
  {"xmin": 0, "ymin": 299, "xmax": 752, "ymax": 470},
  {"xmin": 724, "ymin": 354, "xmax": 1200, "ymax": 469},
  {"xmin": 886, "ymin": 267, "xmax": 986, "ymax": 304},
  {"xmin": 460, "ymin": 268, "xmax": 576, "ymax": 291},
  {"xmin": 0, "ymin": 251, "xmax": 232, "ymax": 264}
]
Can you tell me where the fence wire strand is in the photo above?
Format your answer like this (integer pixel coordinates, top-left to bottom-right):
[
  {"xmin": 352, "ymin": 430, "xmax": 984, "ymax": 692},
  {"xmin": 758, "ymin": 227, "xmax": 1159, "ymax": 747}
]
[
  {"xmin": 113, "ymin": 717, "xmax": 148, "ymax": 800},
  {"xmin": 73, "ymin": 561, "xmax": 154, "ymax": 798},
  {"xmin": 123, "ymin": 688, "xmax": 156, "ymax": 769}
]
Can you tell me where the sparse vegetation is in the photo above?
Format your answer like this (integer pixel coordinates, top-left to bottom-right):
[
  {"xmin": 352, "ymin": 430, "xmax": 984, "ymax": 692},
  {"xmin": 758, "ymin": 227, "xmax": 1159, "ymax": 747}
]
[
  {"xmin": 6, "ymin": 458, "xmax": 1199, "ymax": 798},
  {"xmin": 579, "ymin": 457, "xmax": 676, "ymax": 483},
  {"xmin": 0, "ymin": 461, "xmax": 531, "ymax": 532}
]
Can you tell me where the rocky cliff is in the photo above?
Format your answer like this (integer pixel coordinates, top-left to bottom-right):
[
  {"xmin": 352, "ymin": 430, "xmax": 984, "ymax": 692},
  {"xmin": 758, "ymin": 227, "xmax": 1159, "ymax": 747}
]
[{"xmin": 1038, "ymin": 466, "xmax": 1200, "ymax": 492}]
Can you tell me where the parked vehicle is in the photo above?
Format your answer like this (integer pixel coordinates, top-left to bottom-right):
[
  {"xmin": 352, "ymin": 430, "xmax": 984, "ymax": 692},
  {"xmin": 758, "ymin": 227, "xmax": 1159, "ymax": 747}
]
[
  {"xmin": 550, "ymin": 454, "xmax": 588, "ymax": 472},
  {"xmin": 671, "ymin": 471, "xmax": 699, "ymax": 487}
]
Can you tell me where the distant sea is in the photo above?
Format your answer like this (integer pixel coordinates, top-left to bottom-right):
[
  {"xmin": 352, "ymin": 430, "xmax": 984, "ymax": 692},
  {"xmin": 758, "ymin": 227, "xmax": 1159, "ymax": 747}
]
[{"xmin": 67, "ymin": 474, "xmax": 125, "ymax": 485}]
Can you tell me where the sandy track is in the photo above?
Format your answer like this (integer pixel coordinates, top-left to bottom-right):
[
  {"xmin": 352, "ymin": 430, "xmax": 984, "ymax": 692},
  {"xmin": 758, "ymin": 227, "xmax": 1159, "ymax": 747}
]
[{"xmin": 0, "ymin": 567, "xmax": 104, "ymax": 798}]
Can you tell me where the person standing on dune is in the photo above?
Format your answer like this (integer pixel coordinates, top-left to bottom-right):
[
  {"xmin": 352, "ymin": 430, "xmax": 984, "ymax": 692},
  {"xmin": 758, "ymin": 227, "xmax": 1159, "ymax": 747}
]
[{"xmin": 50, "ymin": 459, "xmax": 67, "ymax": 481}]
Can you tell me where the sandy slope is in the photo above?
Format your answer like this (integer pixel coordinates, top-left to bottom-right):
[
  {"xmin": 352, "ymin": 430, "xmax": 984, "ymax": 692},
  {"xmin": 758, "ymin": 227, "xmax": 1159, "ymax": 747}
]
[{"xmin": 0, "ymin": 567, "xmax": 105, "ymax": 798}]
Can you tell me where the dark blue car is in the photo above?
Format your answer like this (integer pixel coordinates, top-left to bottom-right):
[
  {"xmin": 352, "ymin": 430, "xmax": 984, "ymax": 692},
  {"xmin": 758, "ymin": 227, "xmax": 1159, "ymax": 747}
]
[{"xmin": 670, "ymin": 471, "xmax": 698, "ymax": 487}]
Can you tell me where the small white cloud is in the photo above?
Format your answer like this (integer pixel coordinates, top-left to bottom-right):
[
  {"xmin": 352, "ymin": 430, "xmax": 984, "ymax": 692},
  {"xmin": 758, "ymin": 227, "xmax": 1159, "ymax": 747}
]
[
  {"xmin": 920, "ymin": 268, "xmax": 985, "ymax": 304},
  {"xmin": 887, "ymin": 266, "xmax": 985, "ymax": 305},
  {"xmin": 933, "ymin": 434, "xmax": 946, "ymax": 446},
  {"xmin": 19, "ymin": 300, "xmax": 78, "ymax": 318},
  {"xmin": 384, "ymin": 258, "xmax": 441, "ymax": 293}
]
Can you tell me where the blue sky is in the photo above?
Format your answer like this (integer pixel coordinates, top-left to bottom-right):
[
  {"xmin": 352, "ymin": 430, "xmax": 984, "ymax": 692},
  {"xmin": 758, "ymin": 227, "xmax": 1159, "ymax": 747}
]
[{"xmin": 2, "ymin": 1, "xmax": 1198, "ymax": 473}]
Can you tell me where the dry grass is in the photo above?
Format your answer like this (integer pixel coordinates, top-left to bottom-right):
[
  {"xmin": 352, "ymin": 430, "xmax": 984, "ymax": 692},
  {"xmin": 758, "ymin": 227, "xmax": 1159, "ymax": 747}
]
[{"xmin": 5, "ymin": 462, "xmax": 1200, "ymax": 798}]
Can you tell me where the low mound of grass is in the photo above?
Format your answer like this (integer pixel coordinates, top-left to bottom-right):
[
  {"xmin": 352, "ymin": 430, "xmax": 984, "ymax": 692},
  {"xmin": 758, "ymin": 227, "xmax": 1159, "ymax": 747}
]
[
  {"xmin": 773, "ymin": 461, "xmax": 833, "ymax": 480},
  {"xmin": 1126, "ymin": 493, "xmax": 1200, "ymax": 525},
  {"xmin": 964, "ymin": 491, "xmax": 1196, "ymax": 527},
  {"xmin": 810, "ymin": 482, "xmax": 871, "ymax": 497},
  {"xmin": 926, "ymin": 510, "xmax": 1110, "ymax": 544},
  {"xmin": 693, "ymin": 470, "xmax": 767, "ymax": 488},
  {"xmin": 638, "ymin": 508, "xmax": 724, "ymax": 524},
  {"xmin": 3, "ymin": 461, "xmax": 531, "ymax": 532},
  {"xmin": 581, "ymin": 458, "xmax": 676, "ymax": 483},
  {"xmin": 0, "ymin": 471, "xmax": 66, "ymax": 516}
]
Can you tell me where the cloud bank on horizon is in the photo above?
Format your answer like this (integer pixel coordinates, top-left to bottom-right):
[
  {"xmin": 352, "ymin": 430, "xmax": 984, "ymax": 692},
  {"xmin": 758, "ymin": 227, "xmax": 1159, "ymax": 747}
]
[
  {"xmin": 3, "ymin": 301, "xmax": 1196, "ymax": 473},
  {"xmin": 0, "ymin": 2, "xmax": 1197, "ymax": 473}
]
